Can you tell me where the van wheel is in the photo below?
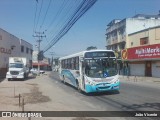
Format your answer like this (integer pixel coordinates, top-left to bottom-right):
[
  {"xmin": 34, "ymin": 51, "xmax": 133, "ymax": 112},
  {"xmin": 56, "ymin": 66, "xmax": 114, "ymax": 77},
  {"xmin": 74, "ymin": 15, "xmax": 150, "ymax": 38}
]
[
  {"xmin": 26, "ymin": 73, "xmax": 29, "ymax": 78},
  {"xmin": 24, "ymin": 73, "xmax": 26, "ymax": 80}
]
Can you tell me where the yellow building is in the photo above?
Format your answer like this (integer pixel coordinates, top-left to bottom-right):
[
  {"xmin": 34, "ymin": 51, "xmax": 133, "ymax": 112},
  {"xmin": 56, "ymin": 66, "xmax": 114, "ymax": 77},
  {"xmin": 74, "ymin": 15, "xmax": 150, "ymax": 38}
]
[
  {"xmin": 106, "ymin": 13, "xmax": 160, "ymax": 59},
  {"xmin": 128, "ymin": 26, "xmax": 160, "ymax": 48},
  {"xmin": 122, "ymin": 26, "xmax": 160, "ymax": 77}
]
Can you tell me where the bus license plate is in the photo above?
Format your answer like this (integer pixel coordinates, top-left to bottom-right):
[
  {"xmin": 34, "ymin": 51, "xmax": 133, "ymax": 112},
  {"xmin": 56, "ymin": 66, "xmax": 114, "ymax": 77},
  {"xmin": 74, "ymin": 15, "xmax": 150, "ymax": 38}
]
[{"xmin": 99, "ymin": 83, "xmax": 107, "ymax": 87}]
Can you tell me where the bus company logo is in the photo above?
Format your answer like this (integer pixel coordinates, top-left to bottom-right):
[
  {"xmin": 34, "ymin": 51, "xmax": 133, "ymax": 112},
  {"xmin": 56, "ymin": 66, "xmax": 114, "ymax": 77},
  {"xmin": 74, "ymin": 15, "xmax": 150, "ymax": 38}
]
[
  {"xmin": 122, "ymin": 49, "xmax": 128, "ymax": 60},
  {"xmin": 2, "ymin": 112, "xmax": 11, "ymax": 117}
]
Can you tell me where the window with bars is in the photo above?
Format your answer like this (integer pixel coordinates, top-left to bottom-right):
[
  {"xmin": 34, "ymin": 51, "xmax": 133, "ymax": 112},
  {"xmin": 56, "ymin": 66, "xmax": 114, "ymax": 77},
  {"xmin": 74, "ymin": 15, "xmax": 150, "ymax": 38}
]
[
  {"xmin": 140, "ymin": 37, "xmax": 148, "ymax": 45},
  {"xmin": 21, "ymin": 46, "xmax": 24, "ymax": 52}
]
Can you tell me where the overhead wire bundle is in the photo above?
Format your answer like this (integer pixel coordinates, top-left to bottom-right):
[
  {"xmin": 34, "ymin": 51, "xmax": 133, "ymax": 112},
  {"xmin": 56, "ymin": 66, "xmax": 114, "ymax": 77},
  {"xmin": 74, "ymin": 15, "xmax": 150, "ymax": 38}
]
[{"xmin": 33, "ymin": 0, "xmax": 97, "ymax": 54}]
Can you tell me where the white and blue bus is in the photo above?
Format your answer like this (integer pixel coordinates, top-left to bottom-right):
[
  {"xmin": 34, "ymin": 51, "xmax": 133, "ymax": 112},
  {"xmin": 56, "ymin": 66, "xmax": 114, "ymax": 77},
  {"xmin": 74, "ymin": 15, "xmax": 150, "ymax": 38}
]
[{"xmin": 59, "ymin": 50, "xmax": 120, "ymax": 93}]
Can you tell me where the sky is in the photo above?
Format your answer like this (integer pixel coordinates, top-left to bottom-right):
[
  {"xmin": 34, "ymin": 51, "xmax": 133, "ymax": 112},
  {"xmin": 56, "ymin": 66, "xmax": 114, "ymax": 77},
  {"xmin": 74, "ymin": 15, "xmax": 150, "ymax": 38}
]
[{"xmin": 0, "ymin": 0, "xmax": 160, "ymax": 58}]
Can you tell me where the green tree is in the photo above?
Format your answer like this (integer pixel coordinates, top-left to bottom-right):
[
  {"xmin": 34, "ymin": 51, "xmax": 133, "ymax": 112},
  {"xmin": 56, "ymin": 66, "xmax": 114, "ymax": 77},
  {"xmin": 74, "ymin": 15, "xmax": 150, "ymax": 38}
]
[{"xmin": 86, "ymin": 46, "xmax": 97, "ymax": 50}]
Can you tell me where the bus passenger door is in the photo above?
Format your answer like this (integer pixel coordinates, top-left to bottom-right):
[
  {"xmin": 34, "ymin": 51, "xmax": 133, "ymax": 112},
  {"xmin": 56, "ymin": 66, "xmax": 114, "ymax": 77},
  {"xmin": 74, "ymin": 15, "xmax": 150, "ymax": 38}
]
[{"xmin": 79, "ymin": 57, "xmax": 85, "ymax": 90}]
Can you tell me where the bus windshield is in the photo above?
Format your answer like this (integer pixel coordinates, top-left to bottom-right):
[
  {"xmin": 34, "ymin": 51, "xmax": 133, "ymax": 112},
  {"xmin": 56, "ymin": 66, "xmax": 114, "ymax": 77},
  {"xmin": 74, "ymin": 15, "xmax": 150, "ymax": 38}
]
[{"xmin": 84, "ymin": 58, "xmax": 117, "ymax": 78}]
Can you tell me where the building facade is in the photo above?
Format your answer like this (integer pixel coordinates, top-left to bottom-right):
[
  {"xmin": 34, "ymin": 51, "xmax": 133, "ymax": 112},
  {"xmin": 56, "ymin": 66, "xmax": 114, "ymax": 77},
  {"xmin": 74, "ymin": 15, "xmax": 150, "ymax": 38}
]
[
  {"xmin": 122, "ymin": 26, "xmax": 160, "ymax": 77},
  {"xmin": 106, "ymin": 13, "xmax": 160, "ymax": 59},
  {"xmin": 32, "ymin": 51, "xmax": 51, "ymax": 70},
  {"xmin": 0, "ymin": 28, "xmax": 33, "ymax": 77}
]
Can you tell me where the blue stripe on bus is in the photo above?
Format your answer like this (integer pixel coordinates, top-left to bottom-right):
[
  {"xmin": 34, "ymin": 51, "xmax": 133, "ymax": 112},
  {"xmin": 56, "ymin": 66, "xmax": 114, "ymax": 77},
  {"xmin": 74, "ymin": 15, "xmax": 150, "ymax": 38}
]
[{"xmin": 61, "ymin": 70, "xmax": 77, "ymax": 87}]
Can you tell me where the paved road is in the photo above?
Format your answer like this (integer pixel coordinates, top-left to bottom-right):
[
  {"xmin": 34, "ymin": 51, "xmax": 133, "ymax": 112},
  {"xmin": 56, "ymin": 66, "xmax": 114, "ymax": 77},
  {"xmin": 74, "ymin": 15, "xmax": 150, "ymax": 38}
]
[
  {"xmin": 0, "ymin": 72, "xmax": 159, "ymax": 120},
  {"xmin": 49, "ymin": 72, "xmax": 160, "ymax": 120}
]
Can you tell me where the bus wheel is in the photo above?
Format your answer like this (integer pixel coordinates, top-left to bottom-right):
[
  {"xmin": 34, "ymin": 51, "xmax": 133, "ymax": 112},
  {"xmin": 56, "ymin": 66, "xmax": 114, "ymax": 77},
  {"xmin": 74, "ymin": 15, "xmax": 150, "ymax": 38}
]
[
  {"xmin": 62, "ymin": 76, "xmax": 66, "ymax": 84},
  {"xmin": 76, "ymin": 80, "xmax": 81, "ymax": 93}
]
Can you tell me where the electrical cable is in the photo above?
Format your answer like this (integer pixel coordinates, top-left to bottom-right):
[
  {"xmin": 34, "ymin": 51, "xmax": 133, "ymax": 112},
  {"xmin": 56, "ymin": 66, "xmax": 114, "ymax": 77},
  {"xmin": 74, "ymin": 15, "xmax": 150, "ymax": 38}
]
[
  {"xmin": 39, "ymin": 0, "xmax": 52, "ymax": 31},
  {"xmin": 42, "ymin": 0, "xmax": 80, "ymax": 49},
  {"xmin": 43, "ymin": 0, "xmax": 89, "ymax": 50},
  {"xmin": 43, "ymin": 0, "xmax": 96, "ymax": 52},
  {"xmin": 43, "ymin": 0, "xmax": 97, "ymax": 53},
  {"xmin": 45, "ymin": 0, "xmax": 80, "ymax": 43},
  {"xmin": 33, "ymin": 0, "xmax": 38, "ymax": 34},
  {"xmin": 35, "ymin": 0, "xmax": 44, "ymax": 32}
]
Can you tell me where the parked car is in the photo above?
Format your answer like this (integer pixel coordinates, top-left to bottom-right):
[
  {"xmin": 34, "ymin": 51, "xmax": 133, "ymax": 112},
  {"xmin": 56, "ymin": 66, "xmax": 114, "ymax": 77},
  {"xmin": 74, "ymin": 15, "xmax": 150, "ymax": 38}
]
[{"xmin": 30, "ymin": 68, "xmax": 45, "ymax": 74}]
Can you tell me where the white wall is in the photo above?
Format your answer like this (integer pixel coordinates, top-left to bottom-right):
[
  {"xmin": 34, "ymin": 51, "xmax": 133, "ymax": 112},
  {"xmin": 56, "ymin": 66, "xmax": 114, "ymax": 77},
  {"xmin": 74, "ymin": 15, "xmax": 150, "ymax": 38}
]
[
  {"xmin": 20, "ymin": 39, "xmax": 33, "ymax": 62},
  {"xmin": 0, "ymin": 28, "xmax": 32, "ymax": 69},
  {"xmin": 126, "ymin": 18, "xmax": 160, "ymax": 34}
]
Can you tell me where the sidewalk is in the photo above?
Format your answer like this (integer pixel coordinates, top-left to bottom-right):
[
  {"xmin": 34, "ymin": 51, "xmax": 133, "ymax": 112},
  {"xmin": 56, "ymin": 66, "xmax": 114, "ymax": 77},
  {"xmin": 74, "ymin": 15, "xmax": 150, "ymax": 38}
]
[
  {"xmin": 0, "ymin": 76, "xmax": 5, "ymax": 82},
  {"xmin": 0, "ymin": 72, "xmax": 108, "ymax": 120},
  {"xmin": 119, "ymin": 75, "xmax": 160, "ymax": 83}
]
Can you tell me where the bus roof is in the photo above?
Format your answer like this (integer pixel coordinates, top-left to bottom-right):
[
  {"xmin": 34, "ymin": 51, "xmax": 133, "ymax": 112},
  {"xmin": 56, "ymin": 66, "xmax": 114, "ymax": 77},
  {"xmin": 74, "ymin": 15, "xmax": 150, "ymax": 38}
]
[{"xmin": 59, "ymin": 49, "xmax": 115, "ymax": 60}]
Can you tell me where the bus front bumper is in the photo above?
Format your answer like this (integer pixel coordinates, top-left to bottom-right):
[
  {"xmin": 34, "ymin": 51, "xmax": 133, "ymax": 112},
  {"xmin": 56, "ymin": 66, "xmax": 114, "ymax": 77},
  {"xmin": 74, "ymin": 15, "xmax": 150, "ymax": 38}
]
[{"xmin": 85, "ymin": 82, "xmax": 120, "ymax": 93}]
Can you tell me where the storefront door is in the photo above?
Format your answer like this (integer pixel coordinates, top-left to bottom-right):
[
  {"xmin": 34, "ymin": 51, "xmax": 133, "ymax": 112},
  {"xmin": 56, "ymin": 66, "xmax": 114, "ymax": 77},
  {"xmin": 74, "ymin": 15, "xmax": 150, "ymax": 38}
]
[{"xmin": 145, "ymin": 61, "xmax": 152, "ymax": 77}]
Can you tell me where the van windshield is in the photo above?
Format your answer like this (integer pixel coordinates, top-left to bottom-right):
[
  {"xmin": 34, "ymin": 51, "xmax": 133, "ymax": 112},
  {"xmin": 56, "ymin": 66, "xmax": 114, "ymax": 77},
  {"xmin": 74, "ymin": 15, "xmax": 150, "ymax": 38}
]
[{"xmin": 9, "ymin": 63, "xmax": 23, "ymax": 68}]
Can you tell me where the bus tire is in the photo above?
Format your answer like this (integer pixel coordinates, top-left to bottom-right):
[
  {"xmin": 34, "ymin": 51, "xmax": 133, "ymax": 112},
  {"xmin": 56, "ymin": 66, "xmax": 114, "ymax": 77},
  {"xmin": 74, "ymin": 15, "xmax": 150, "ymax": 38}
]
[
  {"xmin": 62, "ymin": 75, "xmax": 66, "ymax": 84},
  {"xmin": 76, "ymin": 80, "xmax": 81, "ymax": 93},
  {"xmin": 114, "ymin": 90, "xmax": 120, "ymax": 94}
]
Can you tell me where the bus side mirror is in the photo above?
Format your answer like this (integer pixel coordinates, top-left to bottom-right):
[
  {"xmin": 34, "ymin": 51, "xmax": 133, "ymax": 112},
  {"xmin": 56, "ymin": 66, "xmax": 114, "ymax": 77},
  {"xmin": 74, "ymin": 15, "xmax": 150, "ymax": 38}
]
[
  {"xmin": 80, "ymin": 57, "xmax": 84, "ymax": 62},
  {"xmin": 80, "ymin": 60, "xmax": 84, "ymax": 62}
]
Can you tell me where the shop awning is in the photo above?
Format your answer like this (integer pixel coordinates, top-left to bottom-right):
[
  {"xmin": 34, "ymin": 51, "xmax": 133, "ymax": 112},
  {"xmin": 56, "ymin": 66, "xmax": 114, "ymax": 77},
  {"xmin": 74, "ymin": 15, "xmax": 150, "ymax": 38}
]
[{"xmin": 32, "ymin": 62, "xmax": 49, "ymax": 66}]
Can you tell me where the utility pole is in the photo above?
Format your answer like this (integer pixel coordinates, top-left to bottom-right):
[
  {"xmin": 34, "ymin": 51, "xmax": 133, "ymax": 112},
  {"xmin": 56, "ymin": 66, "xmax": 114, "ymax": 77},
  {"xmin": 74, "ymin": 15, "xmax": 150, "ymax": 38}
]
[
  {"xmin": 50, "ymin": 52, "xmax": 55, "ymax": 70},
  {"xmin": 33, "ymin": 32, "xmax": 46, "ymax": 75}
]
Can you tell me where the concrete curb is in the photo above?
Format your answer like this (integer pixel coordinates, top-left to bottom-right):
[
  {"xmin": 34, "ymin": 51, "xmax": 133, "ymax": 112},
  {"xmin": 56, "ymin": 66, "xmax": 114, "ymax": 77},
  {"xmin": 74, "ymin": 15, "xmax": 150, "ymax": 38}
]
[
  {"xmin": 119, "ymin": 75, "xmax": 160, "ymax": 83},
  {"xmin": 0, "ymin": 77, "xmax": 5, "ymax": 82}
]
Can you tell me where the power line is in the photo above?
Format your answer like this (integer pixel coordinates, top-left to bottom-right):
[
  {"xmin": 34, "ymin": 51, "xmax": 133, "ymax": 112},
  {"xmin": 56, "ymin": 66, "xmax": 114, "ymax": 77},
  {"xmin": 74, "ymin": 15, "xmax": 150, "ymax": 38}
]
[
  {"xmin": 39, "ymin": 0, "xmax": 52, "ymax": 32},
  {"xmin": 44, "ymin": 0, "xmax": 79, "ymax": 43},
  {"xmin": 43, "ymin": 0, "xmax": 97, "ymax": 53},
  {"xmin": 33, "ymin": 0, "xmax": 97, "ymax": 54},
  {"xmin": 41, "ymin": 0, "xmax": 79, "ymax": 50},
  {"xmin": 43, "ymin": 0, "xmax": 93, "ymax": 51},
  {"xmin": 33, "ymin": 0, "xmax": 38, "ymax": 34},
  {"xmin": 35, "ymin": 0, "xmax": 44, "ymax": 32},
  {"xmin": 45, "ymin": 0, "xmax": 68, "ymax": 32},
  {"xmin": 49, "ymin": 0, "xmax": 80, "ymax": 35}
]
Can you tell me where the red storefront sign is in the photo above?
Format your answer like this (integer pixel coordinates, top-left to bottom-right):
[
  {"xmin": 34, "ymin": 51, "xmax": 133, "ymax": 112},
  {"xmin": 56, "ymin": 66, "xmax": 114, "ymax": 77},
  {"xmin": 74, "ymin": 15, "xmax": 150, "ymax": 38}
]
[{"xmin": 121, "ymin": 44, "xmax": 160, "ymax": 60}]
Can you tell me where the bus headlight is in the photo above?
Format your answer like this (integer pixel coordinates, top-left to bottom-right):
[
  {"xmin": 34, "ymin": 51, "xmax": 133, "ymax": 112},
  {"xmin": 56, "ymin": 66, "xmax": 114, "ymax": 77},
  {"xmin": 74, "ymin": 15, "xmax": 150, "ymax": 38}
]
[
  {"xmin": 111, "ymin": 79, "xmax": 119, "ymax": 84},
  {"xmin": 6, "ymin": 72, "xmax": 10, "ymax": 75},
  {"xmin": 88, "ymin": 81, "xmax": 96, "ymax": 86},
  {"xmin": 85, "ymin": 77, "xmax": 96, "ymax": 86},
  {"xmin": 19, "ymin": 72, "xmax": 24, "ymax": 75},
  {"xmin": 114, "ymin": 79, "xmax": 119, "ymax": 84}
]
